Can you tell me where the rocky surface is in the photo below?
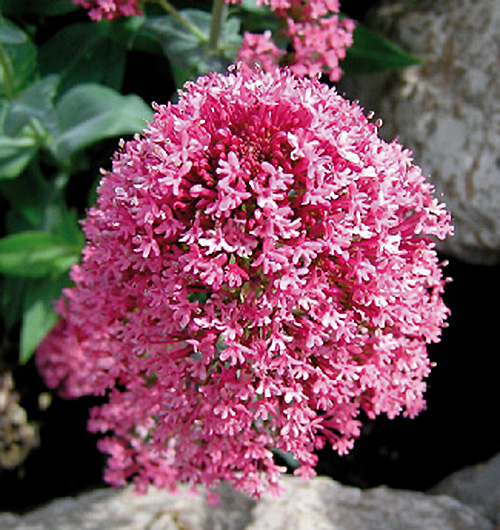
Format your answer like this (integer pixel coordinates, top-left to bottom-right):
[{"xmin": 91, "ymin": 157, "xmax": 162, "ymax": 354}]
[
  {"xmin": 0, "ymin": 371, "xmax": 39, "ymax": 470},
  {"xmin": 339, "ymin": 0, "xmax": 500, "ymax": 264},
  {"xmin": 432, "ymin": 453, "xmax": 500, "ymax": 526},
  {"xmin": 0, "ymin": 473, "xmax": 495, "ymax": 530}
]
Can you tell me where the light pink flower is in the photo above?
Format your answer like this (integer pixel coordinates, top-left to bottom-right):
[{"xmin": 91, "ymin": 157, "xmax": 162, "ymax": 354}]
[
  {"xmin": 37, "ymin": 65, "xmax": 452, "ymax": 498},
  {"xmin": 241, "ymin": 0, "xmax": 355, "ymax": 82},
  {"xmin": 237, "ymin": 31, "xmax": 285, "ymax": 71}
]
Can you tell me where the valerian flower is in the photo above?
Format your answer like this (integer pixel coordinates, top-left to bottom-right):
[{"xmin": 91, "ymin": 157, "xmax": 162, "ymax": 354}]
[
  {"xmin": 73, "ymin": 0, "xmax": 144, "ymax": 20},
  {"xmin": 37, "ymin": 65, "xmax": 452, "ymax": 498},
  {"xmin": 238, "ymin": 31, "xmax": 286, "ymax": 73},
  {"xmin": 240, "ymin": 0, "xmax": 355, "ymax": 81}
]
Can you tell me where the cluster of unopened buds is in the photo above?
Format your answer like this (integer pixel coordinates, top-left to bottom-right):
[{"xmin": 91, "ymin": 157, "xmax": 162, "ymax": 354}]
[{"xmin": 37, "ymin": 61, "xmax": 453, "ymax": 498}]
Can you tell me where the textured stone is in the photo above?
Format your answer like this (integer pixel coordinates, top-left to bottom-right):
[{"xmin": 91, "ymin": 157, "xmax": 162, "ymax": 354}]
[
  {"xmin": 246, "ymin": 479, "xmax": 493, "ymax": 530},
  {"xmin": 339, "ymin": 0, "xmax": 500, "ymax": 264},
  {"xmin": 432, "ymin": 453, "xmax": 500, "ymax": 526},
  {"xmin": 0, "ymin": 476, "xmax": 493, "ymax": 530},
  {"xmin": 0, "ymin": 487, "xmax": 206, "ymax": 530}
]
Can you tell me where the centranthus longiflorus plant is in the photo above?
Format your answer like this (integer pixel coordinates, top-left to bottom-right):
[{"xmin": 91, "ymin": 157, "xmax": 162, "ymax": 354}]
[{"xmin": 0, "ymin": 0, "xmax": 453, "ymax": 500}]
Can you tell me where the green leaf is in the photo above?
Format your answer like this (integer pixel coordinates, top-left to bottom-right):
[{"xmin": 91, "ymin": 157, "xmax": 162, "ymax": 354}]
[
  {"xmin": 0, "ymin": 15, "xmax": 28, "ymax": 45},
  {"xmin": 341, "ymin": 22, "xmax": 421, "ymax": 74},
  {"xmin": 0, "ymin": 133, "xmax": 37, "ymax": 179},
  {"xmin": 0, "ymin": 231, "xmax": 81, "ymax": 278},
  {"xmin": 4, "ymin": 75, "xmax": 59, "ymax": 138},
  {"xmin": 271, "ymin": 448, "xmax": 300, "ymax": 470},
  {"xmin": 187, "ymin": 292, "xmax": 211, "ymax": 304},
  {"xmin": 0, "ymin": 20, "xmax": 37, "ymax": 98},
  {"xmin": 1, "ymin": 275, "xmax": 26, "ymax": 330},
  {"xmin": 144, "ymin": 12, "xmax": 208, "ymax": 86},
  {"xmin": 0, "ymin": 0, "xmax": 76, "ymax": 16},
  {"xmin": 235, "ymin": 1, "xmax": 281, "ymax": 34},
  {"xmin": 52, "ymin": 208, "xmax": 85, "ymax": 248},
  {"xmin": 20, "ymin": 274, "xmax": 70, "ymax": 364},
  {"xmin": 52, "ymin": 83, "xmax": 152, "ymax": 163},
  {"xmin": 0, "ymin": 167, "xmax": 70, "ymax": 230},
  {"xmin": 0, "ymin": 167, "xmax": 48, "ymax": 228},
  {"xmin": 39, "ymin": 23, "xmax": 127, "ymax": 95},
  {"xmin": 221, "ymin": 16, "xmax": 243, "ymax": 58},
  {"xmin": 143, "ymin": 10, "xmax": 240, "ymax": 87},
  {"xmin": 238, "ymin": 0, "xmax": 266, "ymax": 13},
  {"xmin": 97, "ymin": 16, "xmax": 147, "ymax": 50}
]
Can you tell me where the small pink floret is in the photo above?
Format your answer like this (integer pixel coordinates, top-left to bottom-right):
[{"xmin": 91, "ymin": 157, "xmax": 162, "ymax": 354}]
[{"xmin": 73, "ymin": 0, "xmax": 143, "ymax": 20}]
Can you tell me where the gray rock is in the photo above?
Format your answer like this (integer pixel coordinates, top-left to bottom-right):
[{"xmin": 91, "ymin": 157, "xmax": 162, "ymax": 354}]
[
  {"xmin": 0, "ymin": 476, "xmax": 493, "ymax": 530},
  {"xmin": 431, "ymin": 453, "xmax": 500, "ymax": 525},
  {"xmin": 246, "ymin": 479, "xmax": 494, "ymax": 530},
  {"xmin": 339, "ymin": 0, "xmax": 500, "ymax": 264}
]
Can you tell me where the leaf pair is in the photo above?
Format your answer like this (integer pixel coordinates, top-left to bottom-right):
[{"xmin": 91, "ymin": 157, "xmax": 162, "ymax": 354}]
[{"xmin": 143, "ymin": 9, "xmax": 242, "ymax": 87}]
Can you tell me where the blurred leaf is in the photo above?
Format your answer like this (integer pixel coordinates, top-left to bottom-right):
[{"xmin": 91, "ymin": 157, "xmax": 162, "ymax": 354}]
[
  {"xmin": 39, "ymin": 23, "xmax": 127, "ymax": 94},
  {"xmin": 0, "ymin": 134, "xmax": 37, "ymax": 179},
  {"xmin": 0, "ymin": 167, "xmax": 70, "ymax": 230},
  {"xmin": 51, "ymin": 83, "xmax": 152, "ymax": 163},
  {"xmin": 4, "ymin": 75, "xmax": 59, "ymax": 138},
  {"xmin": 0, "ymin": 0, "xmax": 76, "ymax": 16},
  {"xmin": 341, "ymin": 22, "xmax": 421, "ymax": 74},
  {"xmin": 271, "ymin": 448, "xmax": 300, "ymax": 470},
  {"xmin": 0, "ymin": 167, "xmax": 45, "ymax": 227},
  {"xmin": 52, "ymin": 208, "xmax": 84, "ymax": 248},
  {"xmin": 98, "ymin": 16, "xmax": 147, "ymax": 50},
  {"xmin": 187, "ymin": 292, "xmax": 211, "ymax": 304},
  {"xmin": 144, "ymin": 11, "xmax": 208, "ymax": 86},
  {"xmin": 235, "ymin": 1, "xmax": 280, "ymax": 34},
  {"xmin": 222, "ymin": 16, "xmax": 242, "ymax": 58},
  {"xmin": 0, "ymin": 231, "xmax": 81, "ymax": 278},
  {"xmin": 20, "ymin": 274, "xmax": 70, "ymax": 364},
  {"xmin": 144, "ymin": 10, "xmax": 241, "ymax": 87},
  {"xmin": 0, "ymin": 275, "xmax": 26, "ymax": 330},
  {"xmin": 0, "ymin": 19, "xmax": 37, "ymax": 98},
  {"xmin": 238, "ymin": 0, "xmax": 266, "ymax": 13},
  {"xmin": 0, "ymin": 15, "xmax": 27, "ymax": 44}
]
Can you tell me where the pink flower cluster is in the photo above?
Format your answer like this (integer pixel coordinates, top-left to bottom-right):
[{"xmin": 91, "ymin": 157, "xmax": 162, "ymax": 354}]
[
  {"xmin": 239, "ymin": 0, "xmax": 355, "ymax": 82},
  {"xmin": 36, "ymin": 66, "xmax": 452, "ymax": 498},
  {"xmin": 73, "ymin": 0, "xmax": 143, "ymax": 20}
]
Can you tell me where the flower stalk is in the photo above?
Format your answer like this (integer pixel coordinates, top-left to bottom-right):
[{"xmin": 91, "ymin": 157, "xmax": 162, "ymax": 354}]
[
  {"xmin": 155, "ymin": 0, "xmax": 207, "ymax": 42},
  {"xmin": 207, "ymin": 0, "xmax": 228, "ymax": 53},
  {"xmin": 0, "ymin": 43, "xmax": 14, "ymax": 99}
]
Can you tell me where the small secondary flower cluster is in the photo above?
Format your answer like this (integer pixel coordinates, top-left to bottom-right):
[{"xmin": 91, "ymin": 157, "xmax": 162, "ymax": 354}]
[
  {"xmin": 73, "ymin": 0, "xmax": 143, "ymax": 20},
  {"xmin": 239, "ymin": 0, "xmax": 355, "ymax": 82},
  {"xmin": 37, "ymin": 66, "xmax": 452, "ymax": 498}
]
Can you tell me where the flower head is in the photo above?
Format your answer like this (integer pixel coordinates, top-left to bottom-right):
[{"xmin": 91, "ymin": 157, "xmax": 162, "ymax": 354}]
[
  {"xmin": 37, "ymin": 65, "xmax": 452, "ymax": 498},
  {"xmin": 244, "ymin": 0, "xmax": 355, "ymax": 81}
]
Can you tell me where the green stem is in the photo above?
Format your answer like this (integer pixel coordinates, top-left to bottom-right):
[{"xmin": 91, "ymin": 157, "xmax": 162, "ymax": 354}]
[
  {"xmin": 0, "ymin": 43, "xmax": 15, "ymax": 99},
  {"xmin": 208, "ymin": 0, "xmax": 227, "ymax": 53},
  {"xmin": 28, "ymin": 118, "xmax": 51, "ymax": 146},
  {"xmin": 155, "ymin": 0, "xmax": 207, "ymax": 42}
]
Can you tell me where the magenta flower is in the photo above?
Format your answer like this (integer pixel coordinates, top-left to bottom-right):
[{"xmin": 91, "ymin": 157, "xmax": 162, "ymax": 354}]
[
  {"xmin": 237, "ymin": 31, "xmax": 285, "ymax": 72},
  {"xmin": 73, "ymin": 0, "xmax": 144, "ymax": 20},
  {"xmin": 243, "ymin": 0, "xmax": 355, "ymax": 82},
  {"xmin": 37, "ymin": 65, "xmax": 452, "ymax": 498}
]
